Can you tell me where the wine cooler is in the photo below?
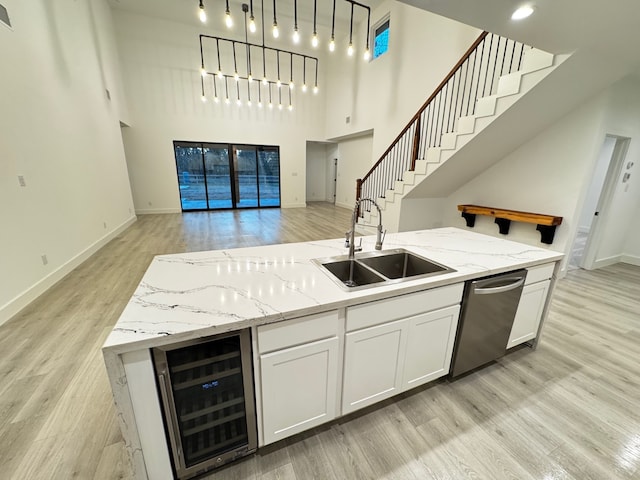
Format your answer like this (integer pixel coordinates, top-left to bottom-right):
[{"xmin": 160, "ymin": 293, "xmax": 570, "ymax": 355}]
[{"xmin": 153, "ymin": 329, "xmax": 257, "ymax": 479}]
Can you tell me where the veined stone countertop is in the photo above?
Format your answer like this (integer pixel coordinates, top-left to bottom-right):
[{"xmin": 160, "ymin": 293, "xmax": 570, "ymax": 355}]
[{"xmin": 102, "ymin": 227, "xmax": 563, "ymax": 354}]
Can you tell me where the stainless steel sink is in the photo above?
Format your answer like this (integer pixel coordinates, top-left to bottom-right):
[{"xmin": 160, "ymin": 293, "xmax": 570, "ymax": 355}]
[
  {"xmin": 358, "ymin": 249, "xmax": 452, "ymax": 279},
  {"xmin": 313, "ymin": 248, "xmax": 455, "ymax": 291},
  {"xmin": 320, "ymin": 259, "xmax": 385, "ymax": 289}
]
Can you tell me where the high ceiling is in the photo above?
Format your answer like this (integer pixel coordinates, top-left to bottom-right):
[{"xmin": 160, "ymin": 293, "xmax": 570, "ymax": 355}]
[
  {"xmin": 108, "ymin": 0, "xmax": 384, "ymax": 37},
  {"xmin": 399, "ymin": 0, "xmax": 640, "ymax": 75}
]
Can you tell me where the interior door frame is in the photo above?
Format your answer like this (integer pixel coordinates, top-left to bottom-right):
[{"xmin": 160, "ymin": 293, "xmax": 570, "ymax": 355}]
[{"xmin": 580, "ymin": 135, "xmax": 631, "ymax": 269}]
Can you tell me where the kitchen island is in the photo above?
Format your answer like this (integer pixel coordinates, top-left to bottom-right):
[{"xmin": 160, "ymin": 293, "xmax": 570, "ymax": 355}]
[{"xmin": 103, "ymin": 227, "xmax": 563, "ymax": 479}]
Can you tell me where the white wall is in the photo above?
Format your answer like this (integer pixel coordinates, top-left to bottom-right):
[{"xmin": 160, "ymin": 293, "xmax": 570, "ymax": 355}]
[
  {"xmin": 113, "ymin": 10, "xmax": 329, "ymax": 213},
  {"xmin": 0, "ymin": 0, "xmax": 135, "ymax": 325},
  {"xmin": 324, "ymin": 1, "xmax": 480, "ymax": 161},
  {"xmin": 335, "ymin": 135, "xmax": 374, "ymax": 209},
  {"xmin": 306, "ymin": 142, "xmax": 330, "ymax": 202}
]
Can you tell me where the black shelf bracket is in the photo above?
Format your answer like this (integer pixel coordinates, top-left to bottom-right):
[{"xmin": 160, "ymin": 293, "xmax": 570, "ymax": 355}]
[
  {"xmin": 494, "ymin": 217, "xmax": 511, "ymax": 235},
  {"xmin": 536, "ymin": 224, "xmax": 558, "ymax": 245},
  {"xmin": 461, "ymin": 212, "xmax": 476, "ymax": 227}
]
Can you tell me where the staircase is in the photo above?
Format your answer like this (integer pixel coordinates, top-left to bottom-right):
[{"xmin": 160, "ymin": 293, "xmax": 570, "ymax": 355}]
[{"xmin": 356, "ymin": 32, "xmax": 566, "ymax": 233}]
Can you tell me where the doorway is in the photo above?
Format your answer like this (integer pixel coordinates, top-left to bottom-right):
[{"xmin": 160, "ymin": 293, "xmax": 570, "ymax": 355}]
[
  {"xmin": 174, "ymin": 141, "xmax": 281, "ymax": 211},
  {"xmin": 570, "ymin": 135, "xmax": 630, "ymax": 270}
]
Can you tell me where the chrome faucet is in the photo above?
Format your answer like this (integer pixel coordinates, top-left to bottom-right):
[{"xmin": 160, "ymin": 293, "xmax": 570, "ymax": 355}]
[{"xmin": 346, "ymin": 197, "xmax": 386, "ymax": 260}]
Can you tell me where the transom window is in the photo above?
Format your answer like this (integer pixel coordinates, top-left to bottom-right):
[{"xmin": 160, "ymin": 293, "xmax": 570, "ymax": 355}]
[{"xmin": 372, "ymin": 16, "xmax": 390, "ymax": 60}]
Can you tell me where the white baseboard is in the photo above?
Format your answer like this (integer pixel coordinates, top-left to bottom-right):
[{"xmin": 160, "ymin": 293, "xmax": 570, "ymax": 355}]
[
  {"xmin": 590, "ymin": 254, "xmax": 622, "ymax": 270},
  {"xmin": 281, "ymin": 202, "xmax": 307, "ymax": 208},
  {"xmin": 0, "ymin": 215, "xmax": 137, "ymax": 327},
  {"xmin": 335, "ymin": 201, "xmax": 353, "ymax": 210},
  {"xmin": 135, "ymin": 207, "xmax": 181, "ymax": 214},
  {"xmin": 621, "ymin": 254, "xmax": 640, "ymax": 266}
]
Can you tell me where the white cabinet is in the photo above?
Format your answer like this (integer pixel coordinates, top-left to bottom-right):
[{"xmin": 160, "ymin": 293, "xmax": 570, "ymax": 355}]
[
  {"xmin": 403, "ymin": 305, "xmax": 461, "ymax": 390},
  {"xmin": 507, "ymin": 263, "xmax": 555, "ymax": 349},
  {"xmin": 342, "ymin": 319, "xmax": 407, "ymax": 414},
  {"xmin": 260, "ymin": 337, "xmax": 339, "ymax": 445},
  {"xmin": 342, "ymin": 284, "xmax": 463, "ymax": 415},
  {"xmin": 257, "ymin": 310, "xmax": 341, "ymax": 445}
]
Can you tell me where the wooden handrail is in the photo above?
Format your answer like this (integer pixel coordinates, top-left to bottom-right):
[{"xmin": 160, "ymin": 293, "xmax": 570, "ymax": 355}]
[{"xmin": 359, "ymin": 31, "xmax": 489, "ymax": 186}]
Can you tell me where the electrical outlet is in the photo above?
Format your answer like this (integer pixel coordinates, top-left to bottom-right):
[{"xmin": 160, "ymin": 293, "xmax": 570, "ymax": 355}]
[
  {"xmin": 18, "ymin": 175, "xmax": 26, "ymax": 187},
  {"xmin": 41, "ymin": 254, "xmax": 48, "ymax": 266}
]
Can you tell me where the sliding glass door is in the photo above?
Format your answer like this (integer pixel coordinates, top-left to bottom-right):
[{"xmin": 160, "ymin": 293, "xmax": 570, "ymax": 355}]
[{"xmin": 174, "ymin": 141, "xmax": 280, "ymax": 211}]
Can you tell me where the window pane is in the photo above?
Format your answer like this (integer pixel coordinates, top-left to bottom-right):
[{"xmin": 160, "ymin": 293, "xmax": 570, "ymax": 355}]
[
  {"xmin": 175, "ymin": 145, "xmax": 207, "ymax": 210},
  {"xmin": 235, "ymin": 148, "xmax": 259, "ymax": 208},
  {"xmin": 258, "ymin": 149, "xmax": 281, "ymax": 207},
  {"xmin": 204, "ymin": 146, "xmax": 233, "ymax": 209},
  {"xmin": 374, "ymin": 19, "xmax": 390, "ymax": 59}
]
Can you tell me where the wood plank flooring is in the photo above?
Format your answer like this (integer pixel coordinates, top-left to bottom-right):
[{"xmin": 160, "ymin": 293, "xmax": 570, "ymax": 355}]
[{"xmin": 1, "ymin": 202, "xmax": 639, "ymax": 480}]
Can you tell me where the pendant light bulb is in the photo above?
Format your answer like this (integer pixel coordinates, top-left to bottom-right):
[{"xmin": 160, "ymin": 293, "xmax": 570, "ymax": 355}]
[
  {"xmin": 225, "ymin": 10, "xmax": 233, "ymax": 28},
  {"xmin": 278, "ymin": 103, "xmax": 283, "ymax": 110},
  {"xmin": 311, "ymin": 33, "xmax": 319, "ymax": 48},
  {"xmin": 201, "ymin": 66, "xmax": 207, "ymax": 77},
  {"xmin": 293, "ymin": 29, "xmax": 300, "ymax": 44},
  {"xmin": 347, "ymin": 43, "xmax": 354, "ymax": 56},
  {"xmin": 329, "ymin": 38, "xmax": 335, "ymax": 52},
  {"xmin": 198, "ymin": 1, "xmax": 207, "ymax": 23},
  {"xmin": 262, "ymin": 77, "xmax": 268, "ymax": 86},
  {"xmin": 289, "ymin": 81, "xmax": 294, "ymax": 90},
  {"xmin": 313, "ymin": 85, "xmax": 318, "ymax": 94},
  {"xmin": 364, "ymin": 48, "xmax": 371, "ymax": 61},
  {"xmin": 234, "ymin": 72, "xmax": 239, "ymax": 81},
  {"xmin": 288, "ymin": 104, "xmax": 293, "ymax": 111},
  {"xmin": 272, "ymin": 22, "xmax": 279, "ymax": 38},
  {"xmin": 247, "ymin": 100, "xmax": 252, "ymax": 107},
  {"xmin": 225, "ymin": 97, "xmax": 231, "ymax": 105},
  {"xmin": 269, "ymin": 102, "xmax": 273, "ymax": 109},
  {"xmin": 214, "ymin": 96, "xmax": 220, "ymax": 103},
  {"xmin": 302, "ymin": 83, "xmax": 307, "ymax": 92},
  {"xmin": 258, "ymin": 101, "xmax": 263, "ymax": 108},
  {"xmin": 217, "ymin": 70, "xmax": 223, "ymax": 79},
  {"xmin": 248, "ymin": 74, "xmax": 253, "ymax": 82},
  {"xmin": 201, "ymin": 94, "xmax": 207, "ymax": 102},
  {"xmin": 249, "ymin": 17, "xmax": 257, "ymax": 33},
  {"xmin": 276, "ymin": 79, "xmax": 281, "ymax": 88}
]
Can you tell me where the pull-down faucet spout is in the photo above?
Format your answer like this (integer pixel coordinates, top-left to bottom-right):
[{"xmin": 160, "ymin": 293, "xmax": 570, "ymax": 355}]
[{"xmin": 346, "ymin": 198, "xmax": 385, "ymax": 261}]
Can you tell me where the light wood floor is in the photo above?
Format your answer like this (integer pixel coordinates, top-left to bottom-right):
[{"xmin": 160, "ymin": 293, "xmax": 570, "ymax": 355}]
[{"xmin": 1, "ymin": 202, "xmax": 639, "ymax": 480}]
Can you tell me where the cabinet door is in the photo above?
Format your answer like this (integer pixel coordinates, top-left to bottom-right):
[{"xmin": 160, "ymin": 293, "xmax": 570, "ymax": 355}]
[
  {"xmin": 507, "ymin": 280, "xmax": 550, "ymax": 349},
  {"xmin": 402, "ymin": 305, "xmax": 461, "ymax": 391},
  {"xmin": 260, "ymin": 337, "xmax": 339, "ymax": 445},
  {"xmin": 342, "ymin": 319, "xmax": 407, "ymax": 415}
]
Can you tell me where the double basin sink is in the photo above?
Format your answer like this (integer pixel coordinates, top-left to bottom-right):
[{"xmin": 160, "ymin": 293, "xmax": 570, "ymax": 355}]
[{"xmin": 313, "ymin": 248, "xmax": 455, "ymax": 291}]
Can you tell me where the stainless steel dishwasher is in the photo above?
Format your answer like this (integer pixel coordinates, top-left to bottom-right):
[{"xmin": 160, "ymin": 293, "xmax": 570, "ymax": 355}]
[{"xmin": 450, "ymin": 270, "xmax": 526, "ymax": 378}]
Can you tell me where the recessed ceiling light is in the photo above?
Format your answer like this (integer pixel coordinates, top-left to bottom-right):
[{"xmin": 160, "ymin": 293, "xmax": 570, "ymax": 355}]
[{"xmin": 512, "ymin": 5, "xmax": 534, "ymax": 20}]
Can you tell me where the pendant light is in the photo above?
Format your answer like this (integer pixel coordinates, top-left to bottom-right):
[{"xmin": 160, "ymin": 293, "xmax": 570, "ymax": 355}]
[
  {"xmin": 249, "ymin": 0, "xmax": 257, "ymax": 32},
  {"xmin": 225, "ymin": 0, "xmax": 233, "ymax": 28},
  {"xmin": 302, "ymin": 58, "xmax": 307, "ymax": 92},
  {"xmin": 224, "ymin": 77, "xmax": 230, "ymax": 104},
  {"xmin": 198, "ymin": 0, "xmax": 207, "ymax": 23},
  {"xmin": 292, "ymin": 0, "xmax": 300, "ymax": 43},
  {"xmin": 200, "ymin": 76, "xmax": 206, "ymax": 102},
  {"xmin": 347, "ymin": 2, "xmax": 354, "ymax": 56},
  {"xmin": 311, "ymin": 0, "xmax": 318, "ymax": 47},
  {"xmin": 272, "ymin": 0, "xmax": 279, "ymax": 38},
  {"xmin": 289, "ymin": 55, "xmax": 294, "ymax": 89},
  {"xmin": 329, "ymin": 0, "xmax": 336, "ymax": 52},
  {"xmin": 213, "ymin": 76, "xmax": 219, "ymax": 102},
  {"xmin": 363, "ymin": 7, "xmax": 371, "ymax": 60}
]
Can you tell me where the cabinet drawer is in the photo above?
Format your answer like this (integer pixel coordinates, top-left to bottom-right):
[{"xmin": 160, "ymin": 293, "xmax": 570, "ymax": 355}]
[
  {"xmin": 525, "ymin": 263, "xmax": 555, "ymax": 285},
  {"xmin": 346, "ymin": 283, "xmax": 463, "ymax": 332},
  {"xmin": 257, "ymin": 310, "xmax": 339, "ymax": 354}
]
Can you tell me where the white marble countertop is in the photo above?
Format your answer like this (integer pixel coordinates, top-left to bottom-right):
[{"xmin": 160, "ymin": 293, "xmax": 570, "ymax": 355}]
[{"xmin": 102, "ymin": 227, "xmax": 563, "ymax": 354}]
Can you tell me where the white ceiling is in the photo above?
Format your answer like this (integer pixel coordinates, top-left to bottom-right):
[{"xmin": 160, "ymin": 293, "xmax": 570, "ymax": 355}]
[
  {"xmin": 108, "ymin": 0, "xmax": 383, "ymax": 36},
  {"xmin": 399, "ymin": 0, "xmax": 640, "ymax": 75}
]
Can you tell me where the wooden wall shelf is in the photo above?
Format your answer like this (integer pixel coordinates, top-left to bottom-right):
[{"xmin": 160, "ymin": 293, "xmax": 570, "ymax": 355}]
[{"xmin": 457, "ymin": 204, "xmax": 563, "ymax": 244}]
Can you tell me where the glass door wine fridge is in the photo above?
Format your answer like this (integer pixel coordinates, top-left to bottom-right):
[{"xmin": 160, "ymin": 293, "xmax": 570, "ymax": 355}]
[{"xmin": 152, "ymin": 329, "xmax": 257, "ymax": 479}]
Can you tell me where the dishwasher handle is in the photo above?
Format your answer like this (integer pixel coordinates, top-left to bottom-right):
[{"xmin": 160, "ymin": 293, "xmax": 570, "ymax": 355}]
[{"xmin": 472, "ymin": 276, "xmax": 525, "ymax": 295}]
